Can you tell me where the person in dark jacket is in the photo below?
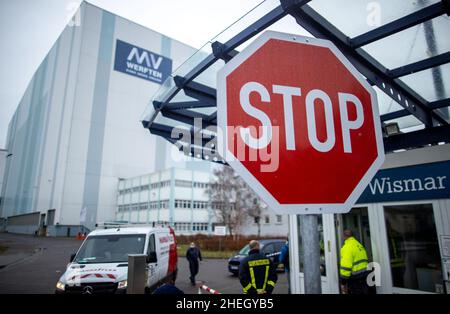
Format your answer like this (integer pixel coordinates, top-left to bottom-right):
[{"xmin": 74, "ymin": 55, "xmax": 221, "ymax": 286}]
[
  {"xmin": 153, "ymin": 273, "xmax": 184, "ymax": 295},
  {"xmin": 279, "ymin": 240, "xmax": 290, "ymax": 293},
  {"xmin": 186, "ymin": 242, "xmax": 202, "ymax": 285},
  {"xmin": 239, "ymin": 240, "xmax": 277, "ymax": 294}
]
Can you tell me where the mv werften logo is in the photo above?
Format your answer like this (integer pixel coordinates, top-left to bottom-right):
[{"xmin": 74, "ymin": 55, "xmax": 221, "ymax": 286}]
[{"xmin": 114, "ymin": 39, "xmax": 172, "ymax": 84}]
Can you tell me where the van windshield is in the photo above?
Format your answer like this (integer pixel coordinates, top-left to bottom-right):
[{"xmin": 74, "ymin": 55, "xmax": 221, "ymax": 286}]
[{"xmin": 74, "ymin": 234, "xmax": 146, "ymax": 264}]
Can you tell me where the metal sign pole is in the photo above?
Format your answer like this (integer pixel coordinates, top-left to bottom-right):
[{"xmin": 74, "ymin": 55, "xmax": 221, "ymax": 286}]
[{"xmin": 300, "ymin": 214, "xmax": 321, "ymax": 294}]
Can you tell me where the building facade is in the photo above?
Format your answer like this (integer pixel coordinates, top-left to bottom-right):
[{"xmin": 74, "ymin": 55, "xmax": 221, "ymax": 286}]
[
  {"xmin": 115, "ymin": 167, "xmax": 288, "ymax": 236},
  {"xmin": 0, "ymin": 2, "xmax": 208, "ymax": 235},
  {"xmin": 289, "ymin": 143, "xmax": 450, "ymax": 294},
  {"xmin": 0, "ymin": 149, "xmax": 7, "ymax": 231}
]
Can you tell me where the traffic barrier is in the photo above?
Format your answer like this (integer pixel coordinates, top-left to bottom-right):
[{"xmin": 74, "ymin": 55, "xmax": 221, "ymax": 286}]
[{"xmin": 197, "ymin": 284, "xmax": 221, "ymax": 294}]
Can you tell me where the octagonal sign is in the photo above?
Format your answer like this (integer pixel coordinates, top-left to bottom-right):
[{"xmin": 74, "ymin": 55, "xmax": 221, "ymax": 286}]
[{"xmin": 217, "ymin": 31, "xmax": 385, "ymax": 214}]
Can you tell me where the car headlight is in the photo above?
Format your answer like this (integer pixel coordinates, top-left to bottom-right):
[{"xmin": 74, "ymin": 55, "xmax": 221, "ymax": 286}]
[
  {"xmin": 56, "ymin": 281, "xmax": 65, "ymax": 291},
  {"xmin": 117, "ymin": 280, "xmax": 127, "ymax": 289}
]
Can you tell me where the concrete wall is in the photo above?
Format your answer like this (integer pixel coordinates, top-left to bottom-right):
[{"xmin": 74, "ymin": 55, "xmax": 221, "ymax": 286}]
[
  {"xmin": 0, "ymin": 150, "xmax": 6, "ymax": 195},
  {"xmin": 5, "ymin": 212, "xmax": 40, "ymax": 235}
]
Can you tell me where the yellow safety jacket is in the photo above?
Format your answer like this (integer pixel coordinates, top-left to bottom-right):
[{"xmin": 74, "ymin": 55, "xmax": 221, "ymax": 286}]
[{"xmin": 339, "ymin": 237, "xmax": 369, "ymax": 280}]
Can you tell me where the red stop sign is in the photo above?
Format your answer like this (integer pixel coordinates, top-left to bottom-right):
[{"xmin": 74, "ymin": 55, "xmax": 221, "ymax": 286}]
[{"xmin": 217, "ymin": 31, "xmax": 385, "ymax": 214}]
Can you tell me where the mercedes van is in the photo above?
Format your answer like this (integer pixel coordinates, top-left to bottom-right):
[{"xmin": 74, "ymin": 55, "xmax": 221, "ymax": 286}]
[{"xmin": 55, "ymin": 226, "xmax": 177, "ymax": 294}]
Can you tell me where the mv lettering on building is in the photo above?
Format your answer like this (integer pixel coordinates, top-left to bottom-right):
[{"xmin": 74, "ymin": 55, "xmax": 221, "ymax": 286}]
[
  {"xmin": 217, "ymin": 31, "xmax": 385, "ymax": 214},
  {"xmin": 114, "ymin": 39, "xmax": 172, "ymax": 84}
]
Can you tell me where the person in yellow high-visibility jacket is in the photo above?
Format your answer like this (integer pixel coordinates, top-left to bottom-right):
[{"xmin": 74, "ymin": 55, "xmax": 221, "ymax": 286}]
[{"xmin": 339, "ymin": 229, "xmax": 370, "ymax": 294}]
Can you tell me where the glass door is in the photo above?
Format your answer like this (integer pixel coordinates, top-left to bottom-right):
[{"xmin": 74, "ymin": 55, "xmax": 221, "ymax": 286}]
[
  {"xmin": 383, "ymin": 203, "xmax": 444, "ymax": 294},
  {"xmin": 335, "ymin": 207, "xmax": 374, "ymax": 293},
  {"xmin": 335, "ymin": 207, "xmax": 372, "ymax": 260}
]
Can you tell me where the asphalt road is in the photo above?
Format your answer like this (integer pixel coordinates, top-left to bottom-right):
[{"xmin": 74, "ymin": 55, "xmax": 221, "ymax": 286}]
[{"xmin": 0, "ymin": 233, "xmax": 288, "ymax": 294}]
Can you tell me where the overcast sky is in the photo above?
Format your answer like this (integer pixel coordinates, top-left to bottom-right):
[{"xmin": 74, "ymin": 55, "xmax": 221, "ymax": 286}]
[{"xmin": 0, "ymin": 0, "xmax": 284, "ymax": 149}]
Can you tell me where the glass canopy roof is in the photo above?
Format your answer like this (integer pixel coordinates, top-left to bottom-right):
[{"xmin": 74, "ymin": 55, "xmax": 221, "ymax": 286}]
[{"xmin": 142, "ymin": 0, "xmax": 450, "ymax": 161}]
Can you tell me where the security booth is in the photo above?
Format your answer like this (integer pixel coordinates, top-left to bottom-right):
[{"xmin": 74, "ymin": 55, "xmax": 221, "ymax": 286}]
[
  {"xmin": 289, "ymin": 143, "xmax": 450, "ymax": 294},
  {"xmin": 139, "ymin": 0, "xmax": 450, "ymax": 294}
]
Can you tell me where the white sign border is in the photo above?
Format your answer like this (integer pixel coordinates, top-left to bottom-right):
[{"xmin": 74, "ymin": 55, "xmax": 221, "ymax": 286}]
[{"xmin": 217, "ymin": 30, "xmax": 385, "ymax": 215}]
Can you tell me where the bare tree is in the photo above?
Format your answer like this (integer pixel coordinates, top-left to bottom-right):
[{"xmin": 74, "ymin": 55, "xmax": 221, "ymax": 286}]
[
  {"xmin": 206, "ymin": 166, "xmax": 245, "ymax": 237},
  {"xmin": 207, "ymin": 166, "xmax": 265, "ymax": 237},
  {"xmin": 241, "ymin": 189, "xmax": 264, "ymax": 237}
]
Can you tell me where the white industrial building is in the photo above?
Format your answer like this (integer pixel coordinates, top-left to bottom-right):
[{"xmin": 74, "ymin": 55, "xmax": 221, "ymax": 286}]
[
  {"xmin": 0, "ymin": 2, "xmax": 211, "ymax": 236},
  {"xmin": 0, "ymin": 1, "xmax": 287, "ymax": 238},
  {"xmin": 115, "ymin": 167, "xmax": 288, "ymax": 236},
  {"xmin": 0, "ymin": 149, "xmax": 7, "ymax": 231}
]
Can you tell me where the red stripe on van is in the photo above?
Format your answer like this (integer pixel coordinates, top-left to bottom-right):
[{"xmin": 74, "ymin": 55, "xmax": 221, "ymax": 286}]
[{"xmin": 167, "ymin": 227, "xmax": 178, "ymax": 276}]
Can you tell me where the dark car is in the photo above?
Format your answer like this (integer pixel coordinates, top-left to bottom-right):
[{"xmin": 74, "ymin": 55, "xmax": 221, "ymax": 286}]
[{"xmin": 228, "ymin": 239, "xmax": 286, "ymax": 275}]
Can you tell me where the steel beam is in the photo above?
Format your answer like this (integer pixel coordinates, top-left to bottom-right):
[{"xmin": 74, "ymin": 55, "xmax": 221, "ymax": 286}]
[
  {"xmin": 149, "ymin": 123, "xmax": 223, "ymax": 164},
  {"xmin": 154, "ymin": 100, "xmax": 215, "ymax": 111},
  {"xmin": 160, "ymin": 107, "xmax": 216, "ymax": 129},
  {"xmin": 284, "ymin": 3, "xmax": 448, "ymax": 127},
  {"xmin": 173, "ymin": 76, "xmax": 216, "ymax": 106},
  {"xmin": 383, "ymin": 124, "xmax": 450, "ymax": 152},
  {"xmin": 212, "ymin": 42, "xmax": 239, "ymax": 62},
  {"xmin": 349, "ymin": 2, "xmax": 447, "ymax": 48},
  {"xmin": 430, "ymin": 98, "xmax": 450, "ymax": 110},
  {"xmin": 388, "ymin": 51, "xmax": 450, "ymax": 78},
  {"xmin": 381, "ymin": 98, "xmax": 450, "ymax": 121},
  {"xmin": 380, "ymin": 109, "xmax": 410, "ymax": 122}
]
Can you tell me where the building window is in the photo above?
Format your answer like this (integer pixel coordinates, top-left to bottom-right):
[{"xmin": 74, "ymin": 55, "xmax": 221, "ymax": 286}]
[
  {"xmin": 276, "ymin": 215, "xmax": 282, "ymax": 223},
  {"xmin": 174, "ymin": 222, "xmax": 192, "ymax": 232},
  {"xmin": 264, "ymin": 216, "xmax": 270, "ymax": 224},
  {"xmin": 175, "ymin": 180, "xmax": 192, "ymax": 188},
  {"xmin": 160, "ymin": 181, "xmax": 170, "ymax": 188},
  {"xmin": 139, "ymin": 203, "xmax": 147, "ymax": 210},
  {"xmin": 175, "ymin": 200, "xmax": 192, "ymax": 209},
  {"xmin": 191, "ymin": 222, "xmax": 208, "ymax": 232},
  {"xmin": 384, "ymin": 204, "xmax": 443, "ymax": 293},
  {"xmin": 254, "ymin": 217, "xmax": 260, "ymax": 224},
  {"xmin": 193, "ymin": 182, "xmax": 209, "ymax": 189}
]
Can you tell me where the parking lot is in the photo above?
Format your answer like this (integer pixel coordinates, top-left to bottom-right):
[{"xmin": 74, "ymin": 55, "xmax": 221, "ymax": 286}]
[{"xmin": 0, "ymin": 233, "xmax": 288, "ymax": 294}]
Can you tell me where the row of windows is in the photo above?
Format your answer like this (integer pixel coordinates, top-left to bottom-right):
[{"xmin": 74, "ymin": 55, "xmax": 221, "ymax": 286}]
[
  {"xmin": 117, "ymin": 204, "xmax": 282, "ymax": 225},
  {"xmin": 174, "ymin": 222, "xmax": 209, "ymax": 232},
  {"xmin": 193, "ymin": 182, "xmax": 209, "ymax": 189},
  {"xmin": 175, "ymin": 200, "xmax": 209, "ymax": 209},
  {"xmin": 118, "ymin": 199, "xmax": 213, "ymax": 212},
  {"xmin": 118, "ymin": 181, "xmax": 171, "ymax": 195},
  {"xmin": 254, "ymin": 215, "xmax": 283, "ymax": 224},
  {"xmin": 175, "ymin": 180, "xmax": 192, "ymax": 188},
  {"xmin": 175, "ymin": 180, "xmax": 209, "ymax": 189},
  {"xmin": 211, "ymin": 202, "xmax": 236, "ymax": 210},
  {"xmin": 118, "ymin": 180, "xmax": 210, "ymax": 195},
  {"xmin": 117, "ymin": 200, "xmax": 170, "ymax": 212}
]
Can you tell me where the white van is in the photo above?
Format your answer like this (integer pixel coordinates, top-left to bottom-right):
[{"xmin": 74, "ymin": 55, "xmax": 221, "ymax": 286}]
[{"xmin": 55, "ymin": 226, "xmax": 178, "ymax": 294}]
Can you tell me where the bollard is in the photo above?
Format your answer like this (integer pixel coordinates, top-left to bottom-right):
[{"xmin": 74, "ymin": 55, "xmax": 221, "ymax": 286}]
[{"xmin": 127, "ymin": 254, "xmax": 147, "ymax": 294}]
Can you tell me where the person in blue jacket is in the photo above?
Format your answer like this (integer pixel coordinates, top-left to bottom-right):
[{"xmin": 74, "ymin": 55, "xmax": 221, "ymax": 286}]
[{"xmin": 279, "ymin": 240, "xmax": 290, "ymax": 294}]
